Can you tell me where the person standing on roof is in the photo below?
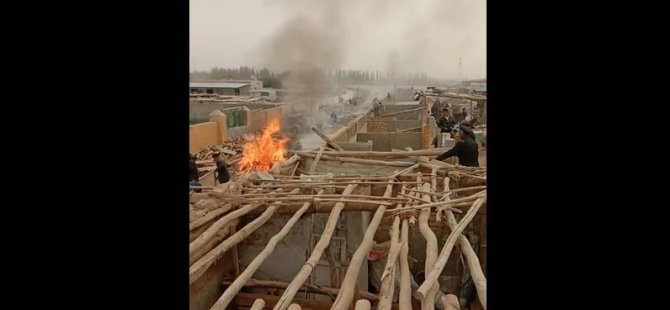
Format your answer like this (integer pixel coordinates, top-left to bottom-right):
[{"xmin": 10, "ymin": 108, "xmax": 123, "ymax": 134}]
[
  {"xmin": 190, "ymin": 154, "xmax": 202, "ymax": 193},
  {"xmin": 212, "ymin": 152, "xmax": 230, "ymax": 184},
  {"xmin": 435, "ymin": 124, "xmax": 479, "ymax": 167}
]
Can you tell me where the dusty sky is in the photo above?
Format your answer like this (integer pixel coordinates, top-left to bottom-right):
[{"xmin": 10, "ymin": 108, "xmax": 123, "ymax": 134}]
[{"xmin": 190, "ymin": 0, "xmax": 486, "ymax": 80}]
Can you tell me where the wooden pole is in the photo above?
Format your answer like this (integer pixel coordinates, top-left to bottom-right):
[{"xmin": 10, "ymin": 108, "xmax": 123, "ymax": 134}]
[
  {"xmin": 354, "ymin": 300, "xmax": 371, "ymax": 310},
  {"xmin": 378, "ymin": 107, "xmax": 424, "ymax": 118},
  {"xmin": 442, "ymin": 177, "xmax": 486, "ymax": 308},
  {"xmin": 190, "ymin": 190, "xmax": 300, "ymax": 285},
  {"xmin": 398, "ymin": 219, "xmax": 412, "ymax": 310},
  {"xmin": 415, "ymin": 196, "xmax": 486, "ymax": 299},
  {"xmin": 189, "ymin": 219, "xmax": 238, "ymax": 266},
  {"xmin": 442, "ymin": 294, "xmax": 460, "ymax": 310},
  {"xmin": 331, "ymin": 183, "xmax": 393, "ymax": 310},
  {"xmin": 417, "ymin": 182, "xmax": 439, "ymax": 310},
  {"xmin": 273, "ymin": 184, "xmax": 358, "ymax": 310},
  {"xmin": 210, "ymin": 190, "xmax": 325, "ymax": 309},
  {"xmin": 189, "ymin": 204, "xmax": 233, "ymax": 231},
  {"xmin": 190, "ymin": 202, "xmax": 262, "ymax": 257},
  {"xmin": 309, "ymin": 146, "xmax": 326, "ymax": 174},
  {"xmin": 250, "ymin": 299, "xmax": 266, "ymax": 310},
  {"xmin": 291, "ymin": 149, "xmax": 449, "ymax": 158},
  {"xmin": 301, "ymin": 153, "xmax": 415, "ymax": 167},
  {"xmin": 312, "ymin": 127, "xmax": 345, "ymax": 151},
  {"xmin": 377, "ymin": 216, "xmax": 403, "ymax": 310},
  {"xmin": 222, "ymin": 279, "xmax": 378, "ymax": 301}
]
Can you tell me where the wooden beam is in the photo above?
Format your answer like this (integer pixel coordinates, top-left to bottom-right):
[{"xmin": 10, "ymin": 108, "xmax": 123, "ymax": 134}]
[
  {"xmin": 417, "ymin": 182, "xmax": 439, "ymax": 310},
  {"xmin": 312, "ymin": 127, "xmax": 345, "ymax": 151},
  {"xmin": 354, "ymin": 300, "xmax": 371, "ymax": 310},
  {"xmin": 415, "ymin": 196, "xmax": 486, "ymax": 300},
  {"xmin": 189, "ymin": 204, "xmax": 233, "ymax": 231},
  {"xmin": 190, "ymin": 202, "xmax": 262, "ymax": 257},
  {"xmin": 273, "ymin": 184, "xmax": 358, "ymax": 310},
  {"xmin": 309, "ymin": 146, "xmax": 326, "ymax": 174},
  {"xmin": 190, "ymin": 190, "xmax": 299, "ymax": 285},
  {"xmin": 237, "ymin": 292, "xmax": 333, "ymax": 310},
  {"xmin": 221, "ymin": 279, "xmax": 378, "ymax": 301},
  {"xmin": 189, "ymin": 219, "xmax": 238, "ymax": 266},
  {"xmin": 398, "ymin": 219, "xmax": 412, "ymax": 310},
  {"xmin": 331, "ymin": 183, "xmax": 393, "ymax": 309},
  {"xmin": 250, "ymin": 299, "xmax": 265, "ymax": 310},
  {"xmin": 291, "ymin": 149, "xmax": 449, "ymax": 158},
  {"xmin": 210, "ymin": 190, "xmax": 324, "ymax": 309},
  {"xmin": 443, "ymin": 176, "xmax": 486, "ymax": 309},
  {"xmin": 379, "ymin": 107, "xmax": 424, "ymax": 118},
  {"xmin": 378, "ymin": 216, "xmax": 402, "ymax": 310}
]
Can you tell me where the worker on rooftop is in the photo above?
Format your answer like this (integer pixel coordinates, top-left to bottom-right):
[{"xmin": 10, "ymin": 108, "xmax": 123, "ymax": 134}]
[
  {"xmin": 435, "ymin": 124, "xmax": 479, "ymax": 167},
  {"xmin": 212, "ymin": 152, "xmax": 231, "ymax": 184},
  {"xmin": 432, "ymin": 108, "xmax": 457, "ymax": 147},
  {"xmin": 189, "ymin": 154, "xmax": 202, "ymax": 193}
]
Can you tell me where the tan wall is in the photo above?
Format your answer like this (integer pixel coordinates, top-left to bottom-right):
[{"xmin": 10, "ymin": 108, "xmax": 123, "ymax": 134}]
[
  {"xmin": 249, "ymin": 107, "xmax": 283, "ymax": 132},
  {"xmin": 190, "ymin": 122, "xmax": 219, "ymax": 154}
]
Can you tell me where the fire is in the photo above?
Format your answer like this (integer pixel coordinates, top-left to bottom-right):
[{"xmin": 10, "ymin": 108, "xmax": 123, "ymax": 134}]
[{"xmin": 238, "ymin": 119, "xmax": 289, "ymax": 172}]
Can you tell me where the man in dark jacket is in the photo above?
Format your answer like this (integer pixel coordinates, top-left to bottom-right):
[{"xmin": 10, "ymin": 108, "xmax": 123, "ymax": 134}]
[
  {"xmin": 435, "ymin": 125, "xmax": 479, "ymax": 167},
  {"xmin": 437, "ymin": 108, "xmax": 456, "ymax": 133},
  {"xmin": 189, "ymin": 154, "xmax": 202, "ymax": 193},
  {"xmin": 432, "ymin": 108, "xmax": 457, "ymax": 147},
  {"xmin": 212, "ymin": 152, "xmax": 231, "ymax": 184}
]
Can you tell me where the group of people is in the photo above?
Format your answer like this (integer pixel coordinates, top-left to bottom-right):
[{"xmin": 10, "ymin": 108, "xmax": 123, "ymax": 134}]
[
  {"xmin": 189, "ymin": 152, "xmax": 231, "ymax": 192},
  {"xmin": 432, "ymin": 107, "xmax": 480, "ymax": 167}
]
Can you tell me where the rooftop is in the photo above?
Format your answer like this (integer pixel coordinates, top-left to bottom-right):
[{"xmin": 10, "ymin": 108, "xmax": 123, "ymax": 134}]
[{"xmin": 190, "ymin": 82, "xmax": 250, "ymax": 89}]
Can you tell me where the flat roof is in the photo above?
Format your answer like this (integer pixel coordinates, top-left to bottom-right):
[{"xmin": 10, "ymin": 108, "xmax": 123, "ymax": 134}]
[{"xmin": 190, "ymin": 82, "xmax": 250, "ymax": 89}]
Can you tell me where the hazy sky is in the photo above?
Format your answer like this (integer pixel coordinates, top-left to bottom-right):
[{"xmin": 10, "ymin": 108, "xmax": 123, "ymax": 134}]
[{"xmin": 190, "ymin": 0, "xmax": 486, "ymax": 80}]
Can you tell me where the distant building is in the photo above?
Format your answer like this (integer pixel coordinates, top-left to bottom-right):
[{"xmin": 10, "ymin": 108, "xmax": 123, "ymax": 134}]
[
  {"xmin": 190, "ymin": 82, "xmax": 251, "ymax": 95},
  {"xmin": 249, "ymin": 88, "xmax": 278, "ymax": 101}
]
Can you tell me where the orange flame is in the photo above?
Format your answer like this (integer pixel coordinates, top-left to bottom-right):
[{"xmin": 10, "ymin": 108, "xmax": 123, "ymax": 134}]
[{"xmin": 238, "ymin": 119, "xmax": 289, "ymax": 172}]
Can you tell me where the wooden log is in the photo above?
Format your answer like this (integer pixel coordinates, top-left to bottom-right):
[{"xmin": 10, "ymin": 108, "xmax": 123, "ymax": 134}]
[
  {"xmin": 378, "ymin": 216, "xmax": 402, "ymax": 310},
  {"xmin": 387, "ymin": 163, "xmax": 420, "ymax": 179},
  {"xmin": 331, "ymin": 183, "xmax": 393, "ymax": 310},
  {"xmin": 398, "ymin": 219, "xmax": 412, "ymax": 310},
  {"xmin": 222, "ymin": 279, "xmax": 378, "ymax": 301},
  {"xmin": 237, "ymin": 292, "xmax": 333, "ymax": 310},
  {"xmin": 288, "ymin": 304, "xmax": 302, "ymax": 310},
  {"xmin": 324, "ymin": 245, "xmax": 339, "ymax": 288},
  {"xmin": 415, "ymin": 196, "xmax": 487, "ymax": 300},
  {"xmin": 442, "ymin": 177, "xmax": 486, "ymax": 308},
  {"xmin": 273, "ymin": 184, "xmax": 358, "ymax": 310},
  {"xmin": 220, "ymin": 197, "xmax": 398, "ymax": 206},
  {"xmin": 291, "ymin": 149, "xmax": 449, "ymax": 158},
  {"xmin": 246, "ymin": 181, "xmax": 421, "ymax": 188},
  {"xmin": 250, "ymin": 299, "xmax": 265, "ymax": 310},
  {"xmin": 190, "ymin": 190, "xmax": 299, "ymax": 285},
  {"xmin": 304, "ymin": 153, "xmax": 415, "ymax": 167},
  {"xmin": 431, "ymin": 169, "xmax": 440, "ymax": 221},
  {"xmin": 190, "ymin": 203, "xmax": 262, "ymax": 257},
  {"xmin": 442, "ymin": 294, "xmax": 460, "ymax": 310},
  {"xmin": 189, "ymin": 204, "xmax": 233, "ymax": 231},
  {"xmin": 312, "ymin": 127, "xmax": 345, "ymax": 151},
  {"xmin": 189, "ymin": 219, "xmax": 238, "ymax": 266},
  {"xmin": 417, "ymin": 182, "xmax": 439, "ymax": 310},
  {"xmin": 411, "ymin": 192, "xmax": 486, "ymax": 210},
  {"xmin": 309, "ymin": 146, "xmax": 326, "ymax": 174},
  {"xmin": 397, "ymin": 125, "xmax": 423, "ymax": 132},
  {"xmin": 354, "ymin": 300, "xmax": 371, "ymax": 310},
  {"xmin": 379, "ymin": 107, "xmax": 424, "ymax": 118},
  {"xmin": 272, "ymin": 154, "xmax": 301, "ymax": 175},
  {"xmin": 210, "ymin": 190, "xmax": 324, "ymax": 309}
]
